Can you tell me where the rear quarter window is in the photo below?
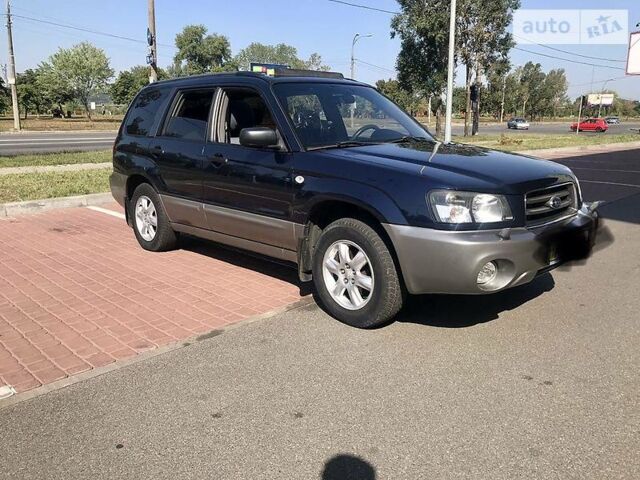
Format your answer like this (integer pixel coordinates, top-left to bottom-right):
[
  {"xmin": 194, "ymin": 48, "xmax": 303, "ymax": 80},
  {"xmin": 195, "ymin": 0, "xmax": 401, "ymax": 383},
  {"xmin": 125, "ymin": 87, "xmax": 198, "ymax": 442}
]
[{"xmin": 124, "ymin": 86, "xmax": 171, "ymax": 136}]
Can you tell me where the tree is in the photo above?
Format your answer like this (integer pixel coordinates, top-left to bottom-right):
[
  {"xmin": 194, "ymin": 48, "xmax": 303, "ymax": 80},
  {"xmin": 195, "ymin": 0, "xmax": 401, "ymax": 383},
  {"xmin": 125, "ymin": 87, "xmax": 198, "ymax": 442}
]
[
  {"xmin": 392, "ymin": 0, "xmax": 519, "ymax": 136},
  {"xmin": 376, "ymin": 79, "xmax": 424, "ymax": 115},
  {"xmin": 172, "ymin": 25, "xmax": 233, "ymax": 75},
  {"xmin": 17, "ymin": 69, "xmax": 50, "ymax": 118},
  {"xmin": 39, "ymin": 42, "xmax": 114, "ymax": 119},
  {"xmin": 391, "ymin": 0, "xmax": 451, "ymax": 136},
  {"xmin": 0, "ymin": 77, "xmax": 10, "ymax": 115},
  {"xmin": 111, "ymin": 66, "xmax": 168, "ymax": 105},
  {"xmin": 234, "ymin": 42, "xmax": 329, "ymax": 71}
]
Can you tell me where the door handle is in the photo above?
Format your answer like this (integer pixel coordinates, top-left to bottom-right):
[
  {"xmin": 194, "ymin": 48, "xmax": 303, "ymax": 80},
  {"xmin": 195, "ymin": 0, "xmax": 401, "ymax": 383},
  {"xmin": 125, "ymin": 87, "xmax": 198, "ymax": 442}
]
[
  {"xmin": 150, "ymin": 145, "xmax": 163, "ymax": 156},
  {"xmin": 209, "ymin": 153, "xmax": 228, "ymax": 167}
]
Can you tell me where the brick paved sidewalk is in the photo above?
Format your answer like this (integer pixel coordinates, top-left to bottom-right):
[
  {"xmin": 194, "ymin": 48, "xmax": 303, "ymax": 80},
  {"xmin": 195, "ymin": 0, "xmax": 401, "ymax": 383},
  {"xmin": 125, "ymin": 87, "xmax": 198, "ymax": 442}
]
[{"xmin": 0, "ymin": 204, "xmax": 303, "ymax": 394}]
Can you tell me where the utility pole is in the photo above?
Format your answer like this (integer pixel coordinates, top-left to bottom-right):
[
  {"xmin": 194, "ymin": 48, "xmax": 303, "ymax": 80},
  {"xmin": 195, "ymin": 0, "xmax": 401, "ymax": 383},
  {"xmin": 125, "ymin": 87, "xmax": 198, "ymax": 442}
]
[
  {"xmin": 499, "ymin": 74, "xmax": 507, "ymax": 124},
  {"xmin": 349, "ymin": 33, "xmax": 372, "ymax": 128},
  {"xmin": 147, "ymin": 0, "xmax": 158, "ymax": 83},
  {"xmin": 6, "ymin": 0, "xmax": 20, "ymax": 131},
  {"xmin": 444, "ymin": 0, "xmax": 457, "ymax": 143}
]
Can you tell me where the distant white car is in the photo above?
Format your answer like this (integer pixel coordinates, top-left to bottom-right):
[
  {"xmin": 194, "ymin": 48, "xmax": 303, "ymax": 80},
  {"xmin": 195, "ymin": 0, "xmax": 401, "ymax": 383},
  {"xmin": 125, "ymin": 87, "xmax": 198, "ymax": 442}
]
[{"xmin": 507, "ymin": 117, "xmax": 530, "ymax": 130}]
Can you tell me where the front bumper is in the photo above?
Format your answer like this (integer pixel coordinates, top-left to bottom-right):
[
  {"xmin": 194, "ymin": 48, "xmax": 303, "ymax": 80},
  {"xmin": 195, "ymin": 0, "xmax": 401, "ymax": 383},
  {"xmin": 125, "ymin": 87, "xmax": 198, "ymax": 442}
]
[{"xmin": 383, "ymin": 205, "xmax": 598, "ymax": 295}]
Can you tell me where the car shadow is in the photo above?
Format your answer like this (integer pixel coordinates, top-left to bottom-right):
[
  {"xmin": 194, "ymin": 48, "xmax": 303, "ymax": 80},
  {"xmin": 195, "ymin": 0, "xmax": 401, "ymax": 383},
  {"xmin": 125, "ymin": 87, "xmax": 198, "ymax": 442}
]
[
  {"xmin": 178, "ymin": 232, "xmax": 558, "ymax": 329},
  {"xmin": 396, "ymin": 273, "xmax": 555, "ymax": 328},
  {"xmin": 177, "ymin": 234, "xmax": 314, "ymax": 296}
]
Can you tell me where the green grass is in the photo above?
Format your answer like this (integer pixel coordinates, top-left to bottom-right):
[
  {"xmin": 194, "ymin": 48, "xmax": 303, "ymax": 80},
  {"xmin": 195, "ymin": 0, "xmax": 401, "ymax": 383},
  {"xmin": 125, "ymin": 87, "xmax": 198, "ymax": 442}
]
[
  {"xmin": 0, "ymin": 150, "xmax": 111, "ymax": 169},
  {"xmin": 0, "ymin": 169, "xmax": 111, "ymax": 203},
  {"xmin": 462, "ymin": 133, "xmax": 640, "ymax": 152}
]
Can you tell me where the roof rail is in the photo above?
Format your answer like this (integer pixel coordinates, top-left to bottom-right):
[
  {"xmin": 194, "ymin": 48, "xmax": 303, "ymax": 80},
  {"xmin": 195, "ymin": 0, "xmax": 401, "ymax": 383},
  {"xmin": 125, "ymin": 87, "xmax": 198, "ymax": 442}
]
[{"xmin": 273, "ymin": 68, "xmax": 344, "ymax": 79}]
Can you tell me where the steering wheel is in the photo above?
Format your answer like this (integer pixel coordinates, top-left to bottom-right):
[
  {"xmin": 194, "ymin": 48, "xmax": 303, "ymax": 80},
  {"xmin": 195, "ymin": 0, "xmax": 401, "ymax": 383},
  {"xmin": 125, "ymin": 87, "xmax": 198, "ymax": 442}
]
[{"xmin": 352, "ymin": 124, "xmax": 380, "ymax": 140}]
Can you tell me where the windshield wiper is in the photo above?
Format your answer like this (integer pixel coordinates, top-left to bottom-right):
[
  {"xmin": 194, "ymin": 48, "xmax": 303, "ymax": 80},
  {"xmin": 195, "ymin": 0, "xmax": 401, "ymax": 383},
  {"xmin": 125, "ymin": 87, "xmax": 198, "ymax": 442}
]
[
  {"xmin": 386, "ymin": 135, "xmax": 433, "ymax": 144},
  {"xmin": 307, "ymin": 140, "xmax": 380, "ymax": 151}
]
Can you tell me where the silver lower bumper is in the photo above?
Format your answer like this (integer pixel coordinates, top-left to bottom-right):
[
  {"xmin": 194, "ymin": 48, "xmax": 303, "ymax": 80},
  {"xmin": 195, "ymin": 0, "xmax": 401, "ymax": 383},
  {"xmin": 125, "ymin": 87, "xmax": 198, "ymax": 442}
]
[{"xmin": 383, "ymin": 207, "xmax": 598, "ymax": 295}]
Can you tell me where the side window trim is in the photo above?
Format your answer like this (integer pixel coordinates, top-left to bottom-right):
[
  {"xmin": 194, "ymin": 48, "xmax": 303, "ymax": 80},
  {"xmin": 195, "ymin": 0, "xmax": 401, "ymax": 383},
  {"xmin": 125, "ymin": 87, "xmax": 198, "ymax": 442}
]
[
  {"xmin": 210, "ymin": 85, "xmax": 289, "ymax": 152},
  {"xmin": 158, "ymin": 87, "xmax": 217, "ymax": 143}
]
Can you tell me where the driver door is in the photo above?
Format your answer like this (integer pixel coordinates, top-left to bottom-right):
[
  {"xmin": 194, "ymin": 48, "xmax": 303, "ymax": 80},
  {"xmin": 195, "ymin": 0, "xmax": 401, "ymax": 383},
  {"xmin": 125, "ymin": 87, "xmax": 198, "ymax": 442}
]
[{"xmin": 201, "ymin": 87, "xmax": 296, "ymax": 251}]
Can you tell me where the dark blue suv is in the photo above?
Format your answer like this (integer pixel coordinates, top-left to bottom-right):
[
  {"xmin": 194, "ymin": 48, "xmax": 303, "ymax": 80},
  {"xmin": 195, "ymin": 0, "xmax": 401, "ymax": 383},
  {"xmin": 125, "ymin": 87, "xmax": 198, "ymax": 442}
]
[{"xmin": 110, "ymin": 69, "xmax": 598, "ymax": 328}]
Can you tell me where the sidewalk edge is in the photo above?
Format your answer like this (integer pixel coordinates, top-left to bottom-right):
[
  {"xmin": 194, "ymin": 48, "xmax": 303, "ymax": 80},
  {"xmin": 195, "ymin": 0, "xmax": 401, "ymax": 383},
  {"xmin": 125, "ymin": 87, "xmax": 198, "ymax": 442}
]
[
  {"xmin": 0, "ymin": 297, "xmax": 314, "ymax": 410},
  {"xmin": 0, "ymin": 192, "xmax": 113, "ymax": 217}
]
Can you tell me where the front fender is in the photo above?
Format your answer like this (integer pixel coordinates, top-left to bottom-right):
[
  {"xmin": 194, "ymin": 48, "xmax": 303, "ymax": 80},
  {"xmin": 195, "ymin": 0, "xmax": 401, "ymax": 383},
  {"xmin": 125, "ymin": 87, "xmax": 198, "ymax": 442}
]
[{"xmin": 292, "ymin": 177, "xmax": 409, "ymax": 225}]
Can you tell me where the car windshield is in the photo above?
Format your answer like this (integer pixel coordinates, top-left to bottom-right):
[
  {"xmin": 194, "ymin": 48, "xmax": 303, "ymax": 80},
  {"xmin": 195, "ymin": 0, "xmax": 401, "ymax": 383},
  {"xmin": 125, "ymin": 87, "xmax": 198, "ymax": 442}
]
[{"xmin": 273, "ymin": 82, "xmax": 434, "ymax": 150}]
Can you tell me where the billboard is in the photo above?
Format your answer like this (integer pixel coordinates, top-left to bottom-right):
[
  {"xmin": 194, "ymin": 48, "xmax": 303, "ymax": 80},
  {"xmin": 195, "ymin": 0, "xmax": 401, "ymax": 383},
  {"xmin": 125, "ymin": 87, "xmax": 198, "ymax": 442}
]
[
  {"xmin": 627, "ymin": 31, "xmax": 640, "ymax": 75},
  {"xmin": 587, "ymin": 93, "xmax": 615, "ymax": 106}
]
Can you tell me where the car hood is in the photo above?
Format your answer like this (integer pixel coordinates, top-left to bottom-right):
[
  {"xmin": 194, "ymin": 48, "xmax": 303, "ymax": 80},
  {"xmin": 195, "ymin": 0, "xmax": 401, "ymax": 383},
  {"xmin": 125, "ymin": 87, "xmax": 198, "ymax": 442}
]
[{"xmin": 322, "ymin": 141, "xmax": 575, "ymax": 194}]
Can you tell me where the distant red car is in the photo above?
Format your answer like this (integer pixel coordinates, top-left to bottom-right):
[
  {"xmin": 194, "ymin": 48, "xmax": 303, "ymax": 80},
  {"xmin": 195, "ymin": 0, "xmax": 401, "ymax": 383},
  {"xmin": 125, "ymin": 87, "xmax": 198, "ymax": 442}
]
[{"xmin": 570, "ymin": 118, "xmax": 608, "ymax": 132}]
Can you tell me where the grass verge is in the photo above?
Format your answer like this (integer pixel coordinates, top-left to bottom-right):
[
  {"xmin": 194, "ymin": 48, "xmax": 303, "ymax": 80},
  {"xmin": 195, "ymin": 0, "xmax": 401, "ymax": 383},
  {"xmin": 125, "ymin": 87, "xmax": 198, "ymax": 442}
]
[
  {"xmin": 0, "ymin": 169, "xmax": 111, "ymax": 203},
  {"xmin": 0, "ymin": 150, "xmax": 111, "ymax": 169},
  {"xmin": 462, "ymin": 133, "xmax": 640, "ymax": 152},
  {"xmin": 0, "ymin": 117, "xmax": 121, "ymax": 132}
]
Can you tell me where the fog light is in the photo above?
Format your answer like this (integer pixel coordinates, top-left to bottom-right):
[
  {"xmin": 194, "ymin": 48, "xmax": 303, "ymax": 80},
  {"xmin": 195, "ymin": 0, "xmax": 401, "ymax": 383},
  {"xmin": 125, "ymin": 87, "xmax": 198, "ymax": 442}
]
[{"xmin": 477, "ymin": 261, "xmax": 498, "ymax": 285}]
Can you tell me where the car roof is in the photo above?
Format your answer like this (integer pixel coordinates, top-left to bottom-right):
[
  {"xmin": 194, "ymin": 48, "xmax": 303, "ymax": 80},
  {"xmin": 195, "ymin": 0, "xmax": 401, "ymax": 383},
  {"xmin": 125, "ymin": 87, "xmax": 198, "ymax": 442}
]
[{"xmin": 147, "ymin": 71, "xmax": 368, "ymax": 89}]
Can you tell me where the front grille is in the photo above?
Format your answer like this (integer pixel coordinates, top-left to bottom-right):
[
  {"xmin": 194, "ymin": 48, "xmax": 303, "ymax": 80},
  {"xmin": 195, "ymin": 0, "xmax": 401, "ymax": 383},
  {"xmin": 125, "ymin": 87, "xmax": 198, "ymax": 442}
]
[{"xmin": 525, "ymin": 182, "xmax": 577, "ymax": 226}]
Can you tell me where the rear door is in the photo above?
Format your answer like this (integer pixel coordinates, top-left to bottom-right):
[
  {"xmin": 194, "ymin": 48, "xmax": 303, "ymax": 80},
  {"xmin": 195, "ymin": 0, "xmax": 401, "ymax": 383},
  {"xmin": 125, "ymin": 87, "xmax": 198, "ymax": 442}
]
[
  {"xmin": 151, "ymin": 88, "xmax": 216, "ymax": 228},
  {"xmin": 201, "ymin": 86, "xmax": 296, "ymax": 251}
]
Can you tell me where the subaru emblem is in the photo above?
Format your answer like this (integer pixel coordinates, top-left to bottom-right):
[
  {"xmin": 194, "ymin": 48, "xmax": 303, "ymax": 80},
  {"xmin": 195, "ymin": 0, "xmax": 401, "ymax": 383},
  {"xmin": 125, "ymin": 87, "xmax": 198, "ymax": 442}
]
[{"xmin": 547, "ymin": 195, "xmax": 563, "ymax": 209}]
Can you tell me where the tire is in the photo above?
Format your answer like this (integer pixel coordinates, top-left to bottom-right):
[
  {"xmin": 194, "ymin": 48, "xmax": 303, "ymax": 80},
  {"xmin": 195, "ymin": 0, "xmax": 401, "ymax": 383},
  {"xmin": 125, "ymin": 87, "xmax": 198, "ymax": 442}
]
[
  {"xmin": 129, "ymin": 183, "xmax": 178, "ymax": 252},
  {"xmin": 312, "ymin": 218, "xmax": 404, "ymax": 328}
]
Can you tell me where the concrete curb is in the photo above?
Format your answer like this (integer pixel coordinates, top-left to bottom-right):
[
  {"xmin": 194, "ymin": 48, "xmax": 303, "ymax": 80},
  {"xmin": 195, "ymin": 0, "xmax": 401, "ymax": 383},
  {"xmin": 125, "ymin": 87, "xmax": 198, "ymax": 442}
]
[
  {"xmin": 519, "ymin": 140, "xmax": 640, "ymax": 159},
  {"xmin": 0, "ymin": 192, "xmax": 114, "ymax": 218},
  {"xmin": 0, "ymin": 162, "xmax": 111, "ymax": 175},
  {"xmin": 0, "ymin": 129, "xmax": 118, "ymax": 136}
]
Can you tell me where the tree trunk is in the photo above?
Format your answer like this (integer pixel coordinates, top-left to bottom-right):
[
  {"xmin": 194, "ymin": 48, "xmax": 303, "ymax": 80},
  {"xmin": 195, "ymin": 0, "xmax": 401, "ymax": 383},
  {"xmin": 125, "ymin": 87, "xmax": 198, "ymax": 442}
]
[
  {"xmin": 464, "ymin": 64, "xmax": 471, "ymax": 137},
  {"xmin": 435, "ymin": 105, "xmax": 442, "ymax": 138},
  {"xmin": 84, "ymin": 101, "xmax": 92, "ymax": 121}
]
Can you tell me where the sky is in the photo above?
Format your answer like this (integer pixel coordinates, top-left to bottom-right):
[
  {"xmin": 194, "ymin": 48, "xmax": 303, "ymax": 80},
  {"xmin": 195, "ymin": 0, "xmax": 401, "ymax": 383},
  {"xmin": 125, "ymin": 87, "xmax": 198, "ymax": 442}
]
[{"xmin": 1, "ymin": 0, "xmax": 639, "ymax": 100}]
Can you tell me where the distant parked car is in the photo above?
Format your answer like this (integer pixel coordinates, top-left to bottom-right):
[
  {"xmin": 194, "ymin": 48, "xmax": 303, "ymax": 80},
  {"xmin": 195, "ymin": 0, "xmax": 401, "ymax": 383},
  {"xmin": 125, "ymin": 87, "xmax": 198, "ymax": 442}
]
[
  {"xmin": 605, "ymin": 116, "xmax": 620, "ymax": 125},
  {"xmin": 570, "ymin": 118, "xmax": 608, "ymax": 133},
  {"xmin": 507, "ymin": 117, "xmax": 530, "ymax": 130}
]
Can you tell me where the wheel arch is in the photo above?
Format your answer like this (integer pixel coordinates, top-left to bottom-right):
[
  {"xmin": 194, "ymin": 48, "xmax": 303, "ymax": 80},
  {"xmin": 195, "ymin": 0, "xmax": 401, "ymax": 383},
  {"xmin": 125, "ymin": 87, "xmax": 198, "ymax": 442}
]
[{"xmin": 296, "ymin": 198, "xmax": 404, "ymax": 286}]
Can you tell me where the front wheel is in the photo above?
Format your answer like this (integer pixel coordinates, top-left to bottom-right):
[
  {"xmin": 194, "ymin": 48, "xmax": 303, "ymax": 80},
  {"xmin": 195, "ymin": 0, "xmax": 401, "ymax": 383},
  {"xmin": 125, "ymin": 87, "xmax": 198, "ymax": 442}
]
[{"xmin": 312, "ymin": 218, "xmax": 404, "ymax": 328}]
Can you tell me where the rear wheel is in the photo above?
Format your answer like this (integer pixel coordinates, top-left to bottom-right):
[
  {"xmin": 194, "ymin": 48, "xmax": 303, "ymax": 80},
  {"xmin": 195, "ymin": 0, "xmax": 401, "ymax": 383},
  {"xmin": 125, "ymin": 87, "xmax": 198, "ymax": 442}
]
[
  {"xmin": 130, "ymin": 183, "xmax": 178, "ymax": 252},
  {"xmin": 312, "ymin": 218, "xmax": 404, "ymax": 328}
]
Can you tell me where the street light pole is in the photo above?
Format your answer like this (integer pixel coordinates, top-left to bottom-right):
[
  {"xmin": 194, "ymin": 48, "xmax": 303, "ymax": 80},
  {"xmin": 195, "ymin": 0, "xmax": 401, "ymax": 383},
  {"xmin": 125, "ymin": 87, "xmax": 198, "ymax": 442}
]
[
  {"xmin": 147, "ymin": 0, "xmax": 158, "ymax": 83},
  {"xmin": 350, "ymin": 33, "xmax": 372, "ymax": 128},
  {"xmin": 597, "ymin": 79, "xmax": 611, "ymax": 118},
  {"xmin": 6, "ymin": 0, "xmax": 20, "ymax": 131},
  {"xmin": 444, "ymin": 0, "xmax": 457, "ymax": 143}
]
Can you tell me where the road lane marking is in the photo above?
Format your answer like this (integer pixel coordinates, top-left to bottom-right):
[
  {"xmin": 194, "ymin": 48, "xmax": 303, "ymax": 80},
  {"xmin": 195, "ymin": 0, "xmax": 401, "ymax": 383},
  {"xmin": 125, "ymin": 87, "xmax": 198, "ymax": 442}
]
[
  {"xmin": 580, "ymin": 180, "xmax": 640, "ymax": 188},
  {"xmin": 0, "ymin": 137, "xmax": 114, "ymax": 143},
  {"xmin": 86, "ymin": 205, "xmax": 126, "ymax": 220},
  {"xmin": 570, "ymin": 167, "xmax": 640, "ymax": 173}
]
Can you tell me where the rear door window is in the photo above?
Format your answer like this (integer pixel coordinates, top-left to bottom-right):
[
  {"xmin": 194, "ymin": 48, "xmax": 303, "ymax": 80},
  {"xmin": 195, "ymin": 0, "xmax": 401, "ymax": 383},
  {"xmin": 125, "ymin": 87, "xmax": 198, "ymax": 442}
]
[
  {"xmin": 162, "ymin": 89, "xmax": 215, "ymax": 142},
  {"xmin": 124, "ymin": 86, "xmax": 171, "ymax": 136}
]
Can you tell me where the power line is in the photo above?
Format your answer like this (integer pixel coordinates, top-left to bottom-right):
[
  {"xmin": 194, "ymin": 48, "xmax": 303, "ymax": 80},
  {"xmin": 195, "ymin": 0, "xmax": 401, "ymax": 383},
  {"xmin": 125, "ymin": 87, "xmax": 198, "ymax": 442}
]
[
  {"xmin": 4, "ymin": 13, "xmax": 175, "ymax": 49},
  {"xmin": 326, "ymin": 0, "xmax": 399, "ymax": 15},
  {"xmin": 354, "ymin": 58, "xmax": 395, "ymax": 74},
  {"xmin": 511, "ymin": 33, "xmax": 626, "ymax": 64},
  {"xmin": 325, "ymin": 0, "xmax": 631, "ymax": 71},
  {"xmin": 512, "ymin": 46, "xmax": 625, "ymax": 71}
]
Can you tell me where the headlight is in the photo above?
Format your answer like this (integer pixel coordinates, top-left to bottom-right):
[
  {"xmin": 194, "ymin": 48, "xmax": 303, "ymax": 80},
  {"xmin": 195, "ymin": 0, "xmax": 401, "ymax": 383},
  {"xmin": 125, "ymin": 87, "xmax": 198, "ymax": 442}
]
[{"xmin": 429, "ymin": 190, "xmax": 513, "ymax": 224}]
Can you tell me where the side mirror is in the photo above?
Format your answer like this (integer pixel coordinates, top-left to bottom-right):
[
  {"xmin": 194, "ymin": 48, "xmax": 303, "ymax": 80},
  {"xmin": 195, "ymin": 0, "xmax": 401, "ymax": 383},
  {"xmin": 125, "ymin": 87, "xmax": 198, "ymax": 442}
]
[{"xmin": 239, "ymin": 127, "xmax": 279, "ymax": 149}]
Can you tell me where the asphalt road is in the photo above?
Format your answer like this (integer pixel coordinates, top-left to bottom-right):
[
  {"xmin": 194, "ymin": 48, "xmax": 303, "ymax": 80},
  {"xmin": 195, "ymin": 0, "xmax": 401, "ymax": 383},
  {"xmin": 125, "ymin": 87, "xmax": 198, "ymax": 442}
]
[
  {"xmin": 0, "ymin": 131, "xmax": 116, "ymax": 155},
  {"xmin": 0, "ymin": 122, "xmax": 638, "ymax": 156},
  {"xmin": 0, "ymin": 149, "xmax": 638, "ymax": 479},
  {"xmin": 451, "ymin": 121, "xmax": 640, "ymax": 137}
]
